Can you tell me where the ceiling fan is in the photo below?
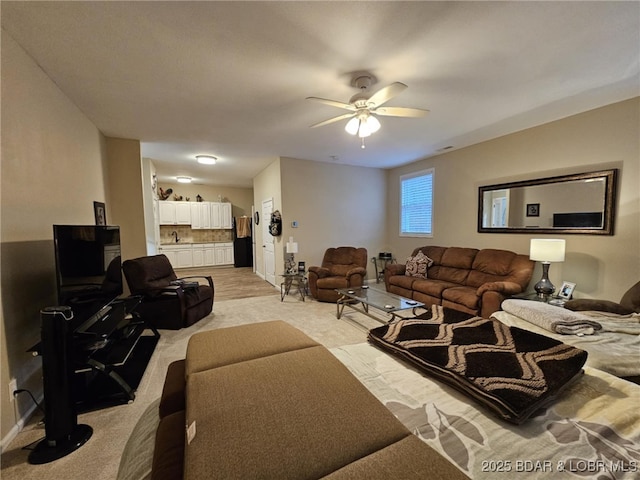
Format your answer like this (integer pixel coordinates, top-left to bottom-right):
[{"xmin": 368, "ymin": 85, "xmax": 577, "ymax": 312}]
[{"xmin": 306, "ymin": 74, "xmax": 429, "ymax": 147}]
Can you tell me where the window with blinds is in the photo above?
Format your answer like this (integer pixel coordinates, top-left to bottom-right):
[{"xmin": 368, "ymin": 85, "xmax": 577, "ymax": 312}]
[{"xmin": 400, "ymin": 168, "xmax": 434, "ymax": 237}]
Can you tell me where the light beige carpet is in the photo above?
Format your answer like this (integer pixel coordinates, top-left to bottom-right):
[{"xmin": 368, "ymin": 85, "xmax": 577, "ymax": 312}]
[{"xmin": 0, "ymin": 290, "xmax": 387, "ymax": 480}]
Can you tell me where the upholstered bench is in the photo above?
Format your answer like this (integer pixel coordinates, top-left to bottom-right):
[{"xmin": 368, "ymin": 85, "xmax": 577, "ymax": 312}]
[{"xmin": 149, "ymin": 321, "xmax": 469, "ymax": 479}]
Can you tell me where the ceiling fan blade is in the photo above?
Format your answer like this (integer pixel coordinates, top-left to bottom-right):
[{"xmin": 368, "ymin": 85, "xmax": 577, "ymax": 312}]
[
  {"xmin": 306, "ymin": 97, "xmax": 355, "ymax": 111},
  {"xmin": 366, "ymin": 82, "xmax": 407, "ymax": 108},
  {"xmin": 309, "ymin": 112, "xmax": 355, "ymax": 128},
  {"xmin": 373, "ymin": 106, "xmax": 430, "ymax": 118}
]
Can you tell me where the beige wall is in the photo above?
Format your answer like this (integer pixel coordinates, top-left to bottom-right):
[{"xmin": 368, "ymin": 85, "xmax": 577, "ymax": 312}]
[
  {"xmin": 279, "ymin": 157, "xmax": 387, "ymax": 280},
  {"xmin": 106, "ymin": 137, "xmax": 147, "ymax": 261},
  {"xmin": 0, "ymin": 31, "xmax": 109, "ymax": 443},
  {"xmin": 387, "ymin": 98, "xmax": 639, "ymax": 301},
  {"xmin": 252, "ymin": 159, "xmax": 282, "ymax": 279}
]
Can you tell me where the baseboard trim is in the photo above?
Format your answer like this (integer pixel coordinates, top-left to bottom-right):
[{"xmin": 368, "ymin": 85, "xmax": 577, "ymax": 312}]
[{"xmin": 0, "ymin": 395, "xmax": 43, "ymax": 454}]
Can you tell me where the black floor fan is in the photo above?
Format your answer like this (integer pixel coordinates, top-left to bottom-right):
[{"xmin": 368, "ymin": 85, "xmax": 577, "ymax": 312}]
[{"xmin": 28, "ymin": 307, "xmax": 92, "ymax": 464}]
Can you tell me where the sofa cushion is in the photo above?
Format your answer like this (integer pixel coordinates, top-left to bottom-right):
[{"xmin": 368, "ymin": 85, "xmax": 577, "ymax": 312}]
[
  {"xmin": 405, "ymin": 251, "xmax": 433, "ymax": 278},
  {"xmin": 429, "ymin": 247, "xmax": 478, "ymax": 284},
  {"xmin": 151, "ymin": 410, "xmax": 185, "ymax": 480},
  {"xmin": 317, "ymin": 276, "xmax": 350, "ymax": 290},
  {"xmin": 185, "ymin": 320, "xmax": 319, "ymax": 376},
  {"xmin": 467, "ymin": 249, "xmax": 533, "ymax": 289},
  {"xmin": 321, "ymin": 435, "xmax": 469, "ymax": 479},
  {"xmin": 411, "ymin": 278, "xmax": 458, "ymax": 298},
  {"xmin": 442, "ymin": 286, "xmax": 481, "ymax": 310},
  {"xmin": 184, "ymin": 346, "xmax": 411, "ymax": 480},
  {"xmin": 159, "ymin": 360, "xmax": 185, "ymax": 419}
]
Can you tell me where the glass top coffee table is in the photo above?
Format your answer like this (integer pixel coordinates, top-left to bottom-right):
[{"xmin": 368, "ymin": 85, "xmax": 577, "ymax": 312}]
[{"xmin": 335, "ymin": 287, "xmax": 425, "ymax": 324}]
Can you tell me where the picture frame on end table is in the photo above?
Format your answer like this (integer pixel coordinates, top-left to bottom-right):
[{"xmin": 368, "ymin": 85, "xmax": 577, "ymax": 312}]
[{"xmin": 558, "ymin": 281, "xmax": 576, "ymax": 300}]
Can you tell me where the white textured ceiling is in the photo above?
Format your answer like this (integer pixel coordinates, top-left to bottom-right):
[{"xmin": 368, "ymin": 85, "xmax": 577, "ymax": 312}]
[{"xmin": 2, "ymin": 1, "xmax": 639, "ymax": 187}]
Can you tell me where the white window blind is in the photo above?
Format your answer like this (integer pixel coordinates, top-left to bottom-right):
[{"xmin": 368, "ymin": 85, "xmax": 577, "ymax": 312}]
[{"xmin": 400, "ymin": 169, "xmax": 433, "ymax": 237}]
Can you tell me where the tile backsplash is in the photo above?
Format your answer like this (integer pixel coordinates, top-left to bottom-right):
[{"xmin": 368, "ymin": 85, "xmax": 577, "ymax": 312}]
[{"xmin": 160, "ymin": 225, "xmax": 233, "ymax": 244}]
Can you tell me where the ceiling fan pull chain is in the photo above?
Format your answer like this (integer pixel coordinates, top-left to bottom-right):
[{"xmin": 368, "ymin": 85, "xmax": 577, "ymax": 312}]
[{"xmin": 361, "ymin": 137, "xmax": 366, "ymax": 149}]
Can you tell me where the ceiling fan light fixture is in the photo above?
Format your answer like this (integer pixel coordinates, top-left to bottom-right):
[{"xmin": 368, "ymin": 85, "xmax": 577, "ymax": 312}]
[
  {"xmin": 196, "ymin": 155, "xmax": 217, "ymax": 165},
  {"xmin": 345, "ymin": 113, "xmax": 381, "ymax": 138}
]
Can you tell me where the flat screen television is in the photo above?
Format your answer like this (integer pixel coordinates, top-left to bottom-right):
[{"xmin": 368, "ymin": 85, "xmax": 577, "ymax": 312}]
[
  {"xmin": 552, "ymin": 212, "xmax": 603, "ymax": 228},
  {"xmin": 53, "ymin": 225, "xmax": 122, "ymax": 329}
]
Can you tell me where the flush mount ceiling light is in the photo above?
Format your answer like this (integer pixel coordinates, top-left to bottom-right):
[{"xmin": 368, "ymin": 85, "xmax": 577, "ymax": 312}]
[
  {"xmin": 196, "ymin": 155, "xmax": 217, "ymax": 165},
  {"xmin": 177, "ymin": 176, "xmax": 192, "ymax": 183}
]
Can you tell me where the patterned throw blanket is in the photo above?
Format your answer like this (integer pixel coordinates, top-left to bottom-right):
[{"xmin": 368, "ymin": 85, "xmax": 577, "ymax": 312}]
[{"xmin": 368, "ymin": 305, "xmax": 588, "ymax": 424}]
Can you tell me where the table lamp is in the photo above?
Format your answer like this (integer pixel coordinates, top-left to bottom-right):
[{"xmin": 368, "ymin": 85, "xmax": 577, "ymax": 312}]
[
  {"xmin": 285, "ymin": 237, "xmax": 299, "ymax": 273},
  {"xmin": 530, "ymin": 239, "xmax": 566, "ymax": 298}
]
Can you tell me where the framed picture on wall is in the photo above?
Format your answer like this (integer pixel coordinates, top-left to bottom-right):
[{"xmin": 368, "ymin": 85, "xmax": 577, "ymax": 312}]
[
  {"xmin": 526, "ymin": 203, "xmax": 540, "ymax": 217},
  {"xmin": 94, "ymin": 201, "xmax": 106, "ymax": 225}
]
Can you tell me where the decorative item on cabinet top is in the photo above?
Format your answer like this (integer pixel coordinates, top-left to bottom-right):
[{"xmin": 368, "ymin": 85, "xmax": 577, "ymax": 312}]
[{"xmin": 158, "ymin": 201, "xmax": 233, "ymax": 228}]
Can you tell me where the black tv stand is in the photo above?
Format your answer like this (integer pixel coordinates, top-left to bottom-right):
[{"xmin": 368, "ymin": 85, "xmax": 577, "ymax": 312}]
[
  {"xmin": 28, "ymin": 298, "xmax": 159, "ymax": 464},
  {"xmin": 70, "ymin": 298, "xmax": 160, "ymax": 411}
]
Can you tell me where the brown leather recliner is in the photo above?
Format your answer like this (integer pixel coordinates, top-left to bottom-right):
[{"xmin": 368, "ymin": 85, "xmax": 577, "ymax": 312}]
[
  {"xmin": 122, "ymin": 254, "xmax": 214, "ymax": 330},
  {"xmin": 308, "ymin": 247, "xmax": 368, "ymax": 303}
]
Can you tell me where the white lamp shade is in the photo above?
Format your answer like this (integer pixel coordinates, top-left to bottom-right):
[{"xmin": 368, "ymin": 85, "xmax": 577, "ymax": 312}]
[
  {"xmin": 366, "ymin": 115, "xmax": 381, "ymax": 133},
  {"xmin": 345, "ymin": 117, "xmax": 360, "ymax": 135},
  {"xmin": 286, "ymin": 242, "xmax": 298, "ymax": 254},
  {"xmin": 530, "ymin": 239, "xmax": 565, "ymax": 262}
]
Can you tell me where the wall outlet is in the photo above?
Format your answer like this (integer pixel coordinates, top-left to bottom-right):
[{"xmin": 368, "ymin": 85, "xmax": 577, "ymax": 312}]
[{"xmin": 8, "ymin": 378, "xmax": 17, "ymax": 402}]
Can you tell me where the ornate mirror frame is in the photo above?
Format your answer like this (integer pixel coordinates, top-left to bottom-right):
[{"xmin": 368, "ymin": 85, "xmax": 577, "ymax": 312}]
[{"xmin": 477, "ymin": 169, "xmax": 617, "ymax": 235}]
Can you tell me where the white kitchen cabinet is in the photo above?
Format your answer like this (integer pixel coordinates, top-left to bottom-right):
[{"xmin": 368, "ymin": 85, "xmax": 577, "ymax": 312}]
[
  {"xmin": 160, "ymin": 244, "xmax": 193, "ymax": 268},
  {"xmin": 190, "ymin": 203, "xmax": 212, "ymax": 230},
  {"xmin": 159, "ymin": 246, "xmax": 177, "ymax": 266},
  {"xmin": 209, "ymin": 202, "xmax": 232, "ymax": 230},
  {"xmin": 175, "ymin": 203, "xmax": 191, "ymax": 225},
  {"xmin": 159, "ymin": 202, "xmax": 192, "ymax": 225},
  {"xmin": 200, "ymin": 202, "xmax": 212, "ymax": 229},
  {"xmin": 175, "ymin": 248, "xmax": 193, "ymax": 268},
  {"xmin": 214, "ymin": 242, "xmax": 234, "ymax": 266},
  {"xmin": 204, "ymin": 244, "xmax": 216, "ymax": 266},
  {"xmin": 158, "ymin": 202, "xmax": 176, "ymax": 225},
  {"xmin": 220, "ymin": 202, "xmax": 232, "ymax": 229},
  {"xmin": 210, "ymin": 203, "xmax": 221, "ymax": 229},
  {"xmin": 190, "ymin": 203, "xmax": 201, "ymax": 229},
  {"xmin": 192, "ymin": 245, "xmax": 205, "ymax": 267}
]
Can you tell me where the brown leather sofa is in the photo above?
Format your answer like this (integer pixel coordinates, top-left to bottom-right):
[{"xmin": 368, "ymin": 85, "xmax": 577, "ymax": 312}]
[
  {"xmin": 308, "ymin": 247, "xmax": 368, "ymax": 302},
  {"xmin": 385, "ymin": 246, "xmax": 534, "ymax": 318},
  {"xmin": 122, "ymin": 254, "xmax": 214, "ymax": 329},
  {"xmin": 148, "ymin": 321, "xmax": 469, "ymax": 480}
]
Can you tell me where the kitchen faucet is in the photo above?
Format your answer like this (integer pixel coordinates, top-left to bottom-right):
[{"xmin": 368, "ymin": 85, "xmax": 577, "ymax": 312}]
[{"xmin": 171, "ymin": 231, "xmax": 180, "ymax": 243}]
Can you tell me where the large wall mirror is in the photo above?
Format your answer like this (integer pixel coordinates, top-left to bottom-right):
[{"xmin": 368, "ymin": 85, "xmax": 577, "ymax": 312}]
[{"xmin": 478, "ymin": 169, "xmax": 617, "ymax": 235}]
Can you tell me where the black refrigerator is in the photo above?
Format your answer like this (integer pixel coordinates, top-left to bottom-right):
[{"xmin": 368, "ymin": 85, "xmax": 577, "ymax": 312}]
[{"xmin": 233, "ymin": 216, "xmax": 253, "ymax": 267}]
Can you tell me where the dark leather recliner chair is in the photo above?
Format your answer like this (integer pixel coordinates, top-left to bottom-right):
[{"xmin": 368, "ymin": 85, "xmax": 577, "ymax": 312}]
[
  {"xmin": 308, "ymin": 247, "xmax": 368, "ymax": 303},
  {"xmin": 122, "ymin": 254, "xmax": 214, "ymax": 330}
]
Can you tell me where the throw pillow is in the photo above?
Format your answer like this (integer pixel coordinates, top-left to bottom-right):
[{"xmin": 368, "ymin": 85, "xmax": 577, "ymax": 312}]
[{"xmin": 405, "ymin": 250, "xmax": 434, "ymax": 278}]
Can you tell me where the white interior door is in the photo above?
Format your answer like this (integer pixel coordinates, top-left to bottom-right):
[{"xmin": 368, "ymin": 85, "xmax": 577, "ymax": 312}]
[
  {"xmin": 262, "ymin": 199, "xmax": 276, "ymax": 285},
  {"xmin": 491, "ymin": 197, "xmax": 507, "ymax": 227}
]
